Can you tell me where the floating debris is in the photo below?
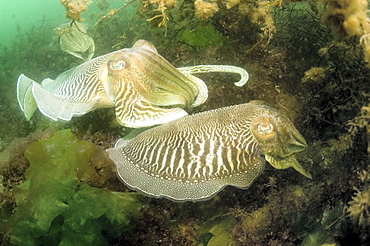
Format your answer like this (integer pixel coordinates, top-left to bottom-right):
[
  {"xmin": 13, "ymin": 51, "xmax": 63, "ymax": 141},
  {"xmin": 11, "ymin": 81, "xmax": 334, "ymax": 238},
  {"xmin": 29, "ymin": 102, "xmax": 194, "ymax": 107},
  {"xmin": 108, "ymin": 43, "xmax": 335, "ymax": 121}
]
[
  {"xmin": 61, "ymin": 0, "xmax": 91, "ymax": 22},
  {"xmin": 107, "ymin": 101, "xmax": 311, "ymax": 201},
  {"xmin": 17, "ymin": 40, "xmax": 249, "ymax": 128},
  {"xmin": 56, "ymin": 21, "xmax": 95, "ymax": 61}
]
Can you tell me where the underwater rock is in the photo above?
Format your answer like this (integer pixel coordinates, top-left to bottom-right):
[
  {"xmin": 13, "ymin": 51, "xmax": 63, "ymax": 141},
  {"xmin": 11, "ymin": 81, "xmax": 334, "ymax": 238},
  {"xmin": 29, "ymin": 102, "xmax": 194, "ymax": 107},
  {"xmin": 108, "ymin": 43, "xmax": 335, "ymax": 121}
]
[
  {"xmin": 56, "ymin": 21, "xmax": 95, "ymax": 61},
  {"xmin": 16, "ymin": 39, "xmax": 248, "ymax": 128},
  {"xmin": 107, "ymin": 100, "xmax": 311, "ymax": 201}
]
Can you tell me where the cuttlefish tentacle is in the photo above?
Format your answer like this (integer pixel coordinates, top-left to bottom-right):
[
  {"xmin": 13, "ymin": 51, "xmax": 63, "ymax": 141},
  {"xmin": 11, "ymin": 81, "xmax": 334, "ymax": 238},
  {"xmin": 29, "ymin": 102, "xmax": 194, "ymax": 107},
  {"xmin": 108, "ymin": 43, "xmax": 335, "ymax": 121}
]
[
  {"xmin": 17, "ymin": 39, "xmax": 249, "ymax": 128},
  {"xmin": 177, "ymin": 65, "xmax": 249, "ymax": 87}
]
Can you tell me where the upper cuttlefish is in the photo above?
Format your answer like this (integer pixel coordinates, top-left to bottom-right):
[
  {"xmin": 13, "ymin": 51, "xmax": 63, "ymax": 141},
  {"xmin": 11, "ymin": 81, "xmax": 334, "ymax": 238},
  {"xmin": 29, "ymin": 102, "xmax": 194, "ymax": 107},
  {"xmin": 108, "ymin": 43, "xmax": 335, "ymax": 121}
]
[{"xmin": 17, "ymin": 39, "xmax": 249, "ymax": 128}]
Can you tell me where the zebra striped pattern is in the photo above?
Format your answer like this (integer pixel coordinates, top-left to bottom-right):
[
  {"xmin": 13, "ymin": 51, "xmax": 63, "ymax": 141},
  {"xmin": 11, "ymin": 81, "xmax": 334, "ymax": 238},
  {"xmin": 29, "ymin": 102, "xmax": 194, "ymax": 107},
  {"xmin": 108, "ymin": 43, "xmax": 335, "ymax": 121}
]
[
  {"xmin": 108, "ymin": 101, "xmax": 309, "ymax": 201},
  {"xmin": 122, "ymin": 111, "xmax": 260, "ymax": 183},
  {"xmin": 109, "ymin": 101, "xmax": 304, "ymax": 201},
  {"xmin": 113, "ymin": 77, "xmax": 189, "ymax": 127},
  {"xmin": 44, "ymin": 51, "xmax": 118, "ymax": 103}
]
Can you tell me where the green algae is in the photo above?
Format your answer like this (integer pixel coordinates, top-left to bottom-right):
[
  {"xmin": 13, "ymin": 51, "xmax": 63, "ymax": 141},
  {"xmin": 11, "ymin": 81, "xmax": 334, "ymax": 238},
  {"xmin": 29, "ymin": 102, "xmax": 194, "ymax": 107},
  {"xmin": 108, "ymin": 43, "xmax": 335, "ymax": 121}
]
[
  {"xmin": 300, "ymin": 201, "xmax": 349, "ymax": 246},
  {"xmin": 177, "ymin": 24, "xmax": 226, "ymax": 49},
  {"xmin": 1, "ymin": 129, "xmax": 142, "ymax": 246},
  {"xmin": 197, "ymin": 215, "xmax": 235, "ymax": 246}
]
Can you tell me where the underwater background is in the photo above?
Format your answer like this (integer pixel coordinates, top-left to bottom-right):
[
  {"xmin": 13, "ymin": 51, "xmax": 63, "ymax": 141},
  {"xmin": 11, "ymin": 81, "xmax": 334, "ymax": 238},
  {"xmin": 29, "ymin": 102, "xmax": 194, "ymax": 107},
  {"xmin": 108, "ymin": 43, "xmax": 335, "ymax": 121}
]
[{"xmin": 1, "ymin": 0, "xmax": 370, "ymax": 245}]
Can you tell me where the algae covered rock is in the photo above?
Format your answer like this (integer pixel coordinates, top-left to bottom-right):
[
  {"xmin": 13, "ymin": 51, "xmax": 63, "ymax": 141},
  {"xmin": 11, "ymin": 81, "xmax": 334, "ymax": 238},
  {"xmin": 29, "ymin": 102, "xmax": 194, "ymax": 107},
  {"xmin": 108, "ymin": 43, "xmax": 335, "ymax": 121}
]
[{"xmin": 2, "ymin": 129, "xmax": 142, "ymax": 246}]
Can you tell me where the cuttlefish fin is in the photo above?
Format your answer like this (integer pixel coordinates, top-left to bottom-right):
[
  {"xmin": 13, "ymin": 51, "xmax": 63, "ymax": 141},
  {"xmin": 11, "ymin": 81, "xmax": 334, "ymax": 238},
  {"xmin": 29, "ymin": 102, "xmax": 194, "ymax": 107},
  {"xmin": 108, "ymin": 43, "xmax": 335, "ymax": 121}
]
[
  {"xmin": 31, "ymin": 82, "xmax": 99, "ymax": 121},
  {"xmin": 17, "ymin": 74, "xmax": 37, "ymax": 121},
  {"xmin": 266, "ymin": 154, "xmax": 312, "ymax": 179},
  {"xmin": 41, "ymin": 78, "xmax": 54, "ymax": 86}
]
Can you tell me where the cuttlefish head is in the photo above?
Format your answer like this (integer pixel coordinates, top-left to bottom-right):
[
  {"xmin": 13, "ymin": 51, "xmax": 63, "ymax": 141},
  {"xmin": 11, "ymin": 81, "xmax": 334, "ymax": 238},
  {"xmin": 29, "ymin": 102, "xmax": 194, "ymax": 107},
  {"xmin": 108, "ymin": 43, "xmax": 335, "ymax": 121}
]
[
  {"xmin": 106, "ymin": 40, "xmax": 208, "ymax": 108},
  {"xmin": 250, "ymin": 101, "xmax": 311, "ymax": 179}
]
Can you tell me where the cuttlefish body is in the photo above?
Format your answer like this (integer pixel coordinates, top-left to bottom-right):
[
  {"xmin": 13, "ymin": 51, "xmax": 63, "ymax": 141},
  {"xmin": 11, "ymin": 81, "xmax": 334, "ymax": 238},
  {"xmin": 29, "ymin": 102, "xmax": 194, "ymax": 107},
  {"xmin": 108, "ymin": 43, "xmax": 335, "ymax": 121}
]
[
  {"xmin": 107, "ymin": 100, "xmax": 311, "ymax": 201},
  {"xmin": 17, "ymin": 40, "xmax": 248, "ymax": 127}
]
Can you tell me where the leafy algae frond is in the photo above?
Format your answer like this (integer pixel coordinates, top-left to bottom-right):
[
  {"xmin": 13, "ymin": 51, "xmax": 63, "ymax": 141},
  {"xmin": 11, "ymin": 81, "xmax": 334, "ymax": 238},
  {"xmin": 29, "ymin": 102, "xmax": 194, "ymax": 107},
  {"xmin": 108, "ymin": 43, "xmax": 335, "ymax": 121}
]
[{"xmin": 1, "ymin": 129, "xmax": 142, "ymax": 246}]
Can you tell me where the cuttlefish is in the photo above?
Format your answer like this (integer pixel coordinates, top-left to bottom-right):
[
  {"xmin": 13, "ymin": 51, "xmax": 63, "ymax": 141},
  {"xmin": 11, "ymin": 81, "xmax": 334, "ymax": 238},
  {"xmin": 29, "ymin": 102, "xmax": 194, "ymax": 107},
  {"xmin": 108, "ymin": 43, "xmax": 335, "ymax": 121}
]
[
  {"xmin": 17, "ymin": 40, "xmax": 248, "ymax": 128},
  {"xmin": 107, "ymin": 100, "xmax": 311, "ymax": 201},
  {"xmin": 56, "ymin": 21, "xmax": 95, "ymax": 61}
]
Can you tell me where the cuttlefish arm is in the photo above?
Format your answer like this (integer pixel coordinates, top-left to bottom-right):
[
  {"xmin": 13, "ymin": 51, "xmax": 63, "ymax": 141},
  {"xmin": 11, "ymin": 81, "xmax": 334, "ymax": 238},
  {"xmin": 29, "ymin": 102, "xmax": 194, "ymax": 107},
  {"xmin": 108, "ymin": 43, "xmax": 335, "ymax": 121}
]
[
  {"xmin": 122, "ymin": 40, "xmax": 209, "ymax": 108},
  {"xmin": 177, "ymin": 65, "xmax": 249, "ymax": 87},
  {"xmin": 106, "ymin": 40, "xmax": 205, "ymax": 127}
]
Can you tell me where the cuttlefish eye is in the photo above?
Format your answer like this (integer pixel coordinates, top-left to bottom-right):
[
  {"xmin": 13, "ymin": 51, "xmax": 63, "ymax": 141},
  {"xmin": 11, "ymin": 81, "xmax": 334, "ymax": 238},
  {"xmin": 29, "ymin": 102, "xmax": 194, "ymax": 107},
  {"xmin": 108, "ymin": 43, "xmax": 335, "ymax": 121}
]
[
  {"xmin": 257, "ymin": 122, "xmax": 273, "ymax": 134},
  {"xmin": 109, "ymin": 60, "xmax": 126, "ymax": 70},
  {"xmin": 251, "ymin": 116, "xmax": 276, "ymax": 141}
]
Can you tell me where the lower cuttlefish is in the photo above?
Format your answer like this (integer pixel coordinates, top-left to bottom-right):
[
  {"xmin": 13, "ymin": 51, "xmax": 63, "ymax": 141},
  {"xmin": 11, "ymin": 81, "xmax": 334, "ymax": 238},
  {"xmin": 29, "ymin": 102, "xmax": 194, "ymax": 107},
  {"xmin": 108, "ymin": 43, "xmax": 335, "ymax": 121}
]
[
  {"xmin": 107, "ymin": 101, "xmax": 311, "ymax": 201},
  {"xmin": 17, "ymin": 40, "xmax": 249, "ymax": 128}
]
